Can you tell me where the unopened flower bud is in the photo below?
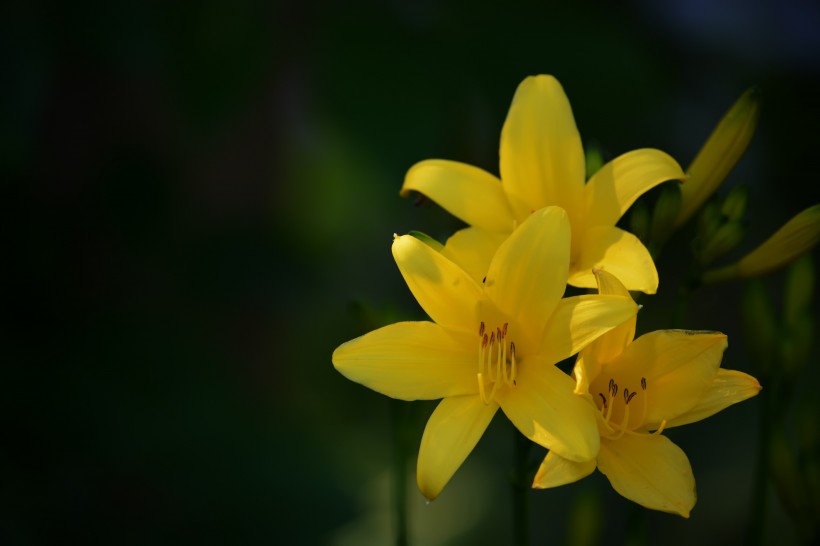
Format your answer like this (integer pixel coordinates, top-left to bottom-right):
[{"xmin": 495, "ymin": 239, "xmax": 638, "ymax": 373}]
[
  {"xmin": 629, "ymin": 200, "xmax": 650, "ymax": 244},
  {"xmin": 721, "ymin": 184, "xmax": 749, "ymax": 222},
  {"xmin": 769, "ymin": 428, "xmax": 803, "ymax": 520},
  {"xmin": 676, "ymin": 86, "xmax": 761, "ymax": 227},
  {"xmin": 650, "ymin": 182, "xmax": 682, "ymax": 246},
  {"xmin": 699, "ymin": 220, "xmax": 746, "ymax": 265},
  {"xmin": 783, "ymin": 255, "xmax": 815, "ymax": 326},
  {"xmin": 741, "ymin": 280, "xmax": 776, "ymax": 372},
  {"xmin": 702, "ymin": 205, "xmax": 820, "ymax": 284}
]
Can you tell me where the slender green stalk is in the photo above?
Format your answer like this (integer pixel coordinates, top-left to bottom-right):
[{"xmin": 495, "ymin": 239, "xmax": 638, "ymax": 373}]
[
  {"xmin": 624, "ymin": 502, "xmax": 648, "ymax": 546},
  {"xmin": 747, "ymin": 375, "xmax": 771, "ymax": 546},
  {"xmin": 390, "ymin": 400, "xmax": 410, "ymax": 546},
  {"xmin": 511, "ymin": 430, "xmax": 532, "ymax": 546}
]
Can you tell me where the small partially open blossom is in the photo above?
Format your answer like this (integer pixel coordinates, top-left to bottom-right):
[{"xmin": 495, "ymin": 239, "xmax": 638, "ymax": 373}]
[
  {"xmin": 332, "ymin": 207, "xmax": 638, "ymax": 500},
  {"xmin": 533, "ymin": 270, "xmax": 761, "ymax": 517},
  {"xmin": 401, "ymin": 75, "xmax": 684, "ymax": 293}
]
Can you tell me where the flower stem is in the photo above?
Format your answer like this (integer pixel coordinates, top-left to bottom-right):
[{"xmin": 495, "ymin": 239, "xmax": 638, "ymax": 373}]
[
  {"xmin": 747, "ymin": 375, "xmax": 771, "ymax": 545},
  {"xmin": 390, "ymin": 400, "xmax": 410, "ymax": 546},
  {"xmin": 624, "ymin": 502, "xmax": 648, "ymax": 546},
  {"xmin": 511, "ymin": 430, "xmax": 532, "ymax": 546}
]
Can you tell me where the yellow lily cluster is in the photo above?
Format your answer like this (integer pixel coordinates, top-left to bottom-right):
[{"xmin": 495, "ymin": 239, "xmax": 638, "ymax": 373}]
[{"xmin": 332, "ymin": 75, "xmax": 765, "ymax": 517}]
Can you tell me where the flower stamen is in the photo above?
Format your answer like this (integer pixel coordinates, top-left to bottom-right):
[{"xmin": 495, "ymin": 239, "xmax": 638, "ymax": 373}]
[{"xmin": 476, "ymin": 322, "xmax": 517, "ymax": 404}]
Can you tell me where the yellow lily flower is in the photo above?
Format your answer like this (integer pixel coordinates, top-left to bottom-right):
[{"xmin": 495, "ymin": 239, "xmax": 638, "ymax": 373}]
[
  {"xmin": 401, "ymin": 75, "xmax": 685, "ymax": 293},
  {"xmin": 533, "ymin": 270, "xmax": 761, "ymax": 517},
  {"xmin": 333, "ymin": 207, "xmax": 639, "ymax": 500}
]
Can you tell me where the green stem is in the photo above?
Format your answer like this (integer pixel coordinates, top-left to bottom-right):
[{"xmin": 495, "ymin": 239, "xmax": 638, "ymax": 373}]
[
  {"xmin": 747, "ymin": 376, "xmax": 771, "ymax": 546},
  {"xmin": 512, "ymin": 430, "xmax": 532, "ymax": 546},
  {"xmin": 390, "ymin": 400, "xmax": 410, "ymax": 546},
  {"xmin": 624, "ymin": 502, "xmax": 648, "ymax": 546}
]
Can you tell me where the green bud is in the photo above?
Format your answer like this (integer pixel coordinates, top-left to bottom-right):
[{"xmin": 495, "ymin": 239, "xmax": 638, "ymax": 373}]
[
  {"xmin": 629, "ymin": 200, "xmax": 650, "ymax": 244},
  {"xmin": 783, "ymin": 254, "xmax": 815, "ymax": 326},
  {"xmin": 797, "ymin": 398, "xmax": 819, "ymax": 455},
  {"xmin": 585, "ymin": 142, "xmax": 605, "ymax": 180},
  {"xmin": 566, "ymin": 488, "xmax": 603, "ymax": 546},
  {"xmin": 780, "ymin": 316, "xmax": 814, "ymax": 379},
  {"xmin": 697, "ymin": 198, "xmax": 722, "ymax": 243},
  {"xmin": 769, "ymin": 428, "xmax": 804, "ymax": 521},
  {"xmin": 676, "ymin": 86, "xmax": 761, "ymax": 227},
  {"xmin": 698, "ymin": 220, "xmax": 746, "ymax": 265},
  {"xmin": 650, "ymin": 182, "xmax": 682, "ymax": 246},
  {"xmin": 741, "ymin": 280, "xmax": 777, "ymax": 372},
  {"xmin": 721, "ymin": 184, "xmax": 749, "ymax": 222},
  {"xmin": 408, "ymin": 230, "xmax": 444, "ymax": 252}
]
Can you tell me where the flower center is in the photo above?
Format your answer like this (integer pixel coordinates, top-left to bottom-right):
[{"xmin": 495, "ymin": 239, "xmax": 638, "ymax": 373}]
[
  {"xmin": 476, "ymin": 321, "xmax": 517, "ymax": 404},
  {"xmin": 595, "ymin": 376, "xmax": 666, "ymax": 439}
]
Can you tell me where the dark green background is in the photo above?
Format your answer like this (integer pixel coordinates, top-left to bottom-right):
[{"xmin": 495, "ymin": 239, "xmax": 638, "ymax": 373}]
[{"xmin": 4, "ymin": 0, "xmax": 819, "ymax": 544}]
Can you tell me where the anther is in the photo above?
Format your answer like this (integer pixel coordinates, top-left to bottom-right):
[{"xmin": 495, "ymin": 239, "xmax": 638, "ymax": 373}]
[
  {"xmin": 611, "ymin": 382, "xmax": 618, "ymax": 398},
  {"xmin": 489, "ymin": 332, "xmax": 495, "ymax": 346},
  {"xmin": 626, "ymin": 392, "xmax": 637, "ymax": 405},
  {"xmin": 623, "ymin": 388, "xmax": 630, "ymax": 403},
  {"xmin": 479, "ymin": 322, "xmax": 485, "ymax": 337},
  {"xmin": 609, "ymin": 378, "xmax": 614, "ymax": 393},
  {"xmin": 482, "ymin": 334, "xmax": 488, "ymax": 348},
  {"xmin": 641, "ymin": 377, "xmax": 647, "ymax": 390},
  {"xmin": 502, "ymin": 323, "xmax": 508, "ymax": 337},
  {"xmin": 497, "ymin": 327, "xmax": 502, "ymax": 341},
  {"xmin": 598, "ymin": 393, "xmax": 607, "ymax": 408}
]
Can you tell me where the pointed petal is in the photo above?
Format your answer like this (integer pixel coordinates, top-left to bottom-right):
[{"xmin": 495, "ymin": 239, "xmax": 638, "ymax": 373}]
[
  {"xmin": 440, "ymin": 227, "xmax": 507, "ymax": 285},
  {"xmin": 484, "ymin": 206, "xmax": 570, "ymax": 336},
  {"xmin": 532, "ymin": 451, "xmax": 597, "ymax": 489},
  {"xmin": 332, "ymin": 322, "xmax": 476, "ymax": 400},
  {"xmin": 498, "ymin": 363, "xmax": 599, "ymax": 461},
  {"xmin": 569, "ymin": 226, "xmax": 659, "ymax": 294},
  {"xmin": 572, "ymin": 270, "xmax": 637, "ymax": 394},
  {"xmin": 598, "ymin": 434, "xmax": 696, "ymax": 517},
  {"xmin": 585, "ymin": 149, "xmax": 685, "ymax": 227},
  {"xmin": 401, "ymin": 160, "xmax": 516, "ymax": 233},
  {"xmin": 539, "ymin": 294, "xmax": 639, "ymax": 365},
  {"xmin": 499, "ymin": 75, "xmax": 585, "ymax": 219},
  {"xmin": 417, "ymin": 395, "xmax": 499, "ymax": 500},
  {"xmin": 665, "ymin": 369, "xmax": 761, "ymax": 428},
  {"xmin": 393, "ymin": 234, "xmax": 481, "ymax": 333},
  {"xmin": 612, "ymin": 330, "xmax": 728, "ymax": 428}
]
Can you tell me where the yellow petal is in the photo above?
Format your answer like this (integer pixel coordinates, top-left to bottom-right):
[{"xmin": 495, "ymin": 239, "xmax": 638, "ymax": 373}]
[
  {"xmin": 532, "ymin": 451, "xmax": 596, "ymax": 489},
  {"xmin": 676, "ymin": 86, "xmax": 761, "ymax": 227},
  {"xmin": 664, "ymin": 369, "xmax": 761, "ymax": 428},
  {"xmin": 417, "ymin": 395, "xmax": 499, "ymax": 500},
  {"xmin": 401, "ymin": 160, "xmax": 516, "ymax": 233},
  {"xmin": 441, "ymin": 227, "xmax": 507, "ymax": 285},
  {"xmin": 734, "ymin": 204, "xmax": 820, "ymax": 279},
  {"xmin": 497, "ymin": 363, "xmax": 599, "ymax": 461},
  {"xmin": 393, "ymin": 234, "xmax": 481, "ymax": 333},
  {"xmin": 584, "ymin": 149, "xmax": 685, "ymax": 227},
  {"xmin": 540, "ymin": 294, "xmax": 639, "ymax": 366},
  {"xmin": 598, "ymin": 434, "xmax": 695, "ymax": 517},
  {"xmin": 499, "ymin": 75, "xmax": 585, "ymax": 220},
  {"xmin": 611, "ymin": 330, "xmax": 728, "ymax": 428},
  {"xmin": 484, "ymin": 206, "xmax": 570, "ymax": 337},
  {"xmin": 572, "ymin": 270, "xmax": 636, "ymax": 394},
  {"xmin": 569, "ymin": 226, "xmax": 659, "ymax": 294},
  {"xmin": 332, "ymin": 322, "xmax": 476, "ymax": 400}
]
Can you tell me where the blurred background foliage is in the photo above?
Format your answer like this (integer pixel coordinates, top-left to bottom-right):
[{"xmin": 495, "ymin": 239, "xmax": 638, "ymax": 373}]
[{"xmin": 3, "ymin": 0, "xmax": 820, "ymax": 544}]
